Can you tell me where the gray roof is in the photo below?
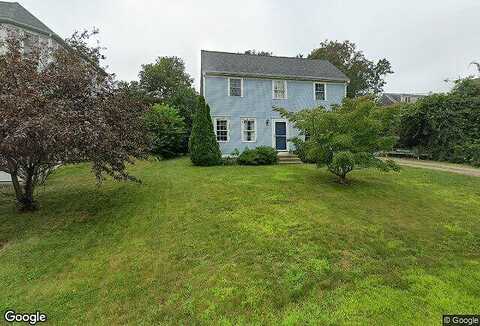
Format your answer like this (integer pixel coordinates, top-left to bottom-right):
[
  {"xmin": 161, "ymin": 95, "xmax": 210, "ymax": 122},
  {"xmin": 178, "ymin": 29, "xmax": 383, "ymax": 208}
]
[
  {"xmin": 201, "ymin": 50, "xmax": 349, "ymax": 82},
  {"xmin": 0, "ymin": 1, "xmax": 56, "ymax": 36},
  {"xmin": 379, "ymin": 93, "xmax": 427, "ymax": 106}
]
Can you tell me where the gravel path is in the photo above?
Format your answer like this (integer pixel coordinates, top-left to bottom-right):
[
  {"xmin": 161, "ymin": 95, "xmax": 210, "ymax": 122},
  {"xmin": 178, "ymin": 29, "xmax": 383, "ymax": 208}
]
[{"xmin": 388, "ymin": 158, "xmax": 480, "ymax": 177}]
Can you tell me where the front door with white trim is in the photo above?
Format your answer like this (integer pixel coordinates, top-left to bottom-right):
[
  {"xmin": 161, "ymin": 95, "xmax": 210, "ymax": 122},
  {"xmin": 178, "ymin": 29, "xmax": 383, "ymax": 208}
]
[{"xmin": 273, "ymin": 120, "xmax": 288, "ymax": 151}]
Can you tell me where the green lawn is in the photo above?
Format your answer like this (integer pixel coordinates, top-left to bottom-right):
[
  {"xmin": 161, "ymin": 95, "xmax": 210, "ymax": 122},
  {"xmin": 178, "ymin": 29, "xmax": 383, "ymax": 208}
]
[{"xmin": 1, "ymin": 158, "xmax": 479, "ymax": 325}]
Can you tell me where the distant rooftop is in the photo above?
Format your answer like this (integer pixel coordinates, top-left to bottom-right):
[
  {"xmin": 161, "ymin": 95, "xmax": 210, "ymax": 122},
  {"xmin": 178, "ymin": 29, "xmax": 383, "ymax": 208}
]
[
  {"xmin": 201, "ymin": 50, "xmax": 350, "ymax": 82},
  {"xmin": 0, "ymin": 1, "xmax": 56, "ymax": 36},
  {"xmin": 379, "ymin": 92, "xmax": 428, "ymax": 106}
]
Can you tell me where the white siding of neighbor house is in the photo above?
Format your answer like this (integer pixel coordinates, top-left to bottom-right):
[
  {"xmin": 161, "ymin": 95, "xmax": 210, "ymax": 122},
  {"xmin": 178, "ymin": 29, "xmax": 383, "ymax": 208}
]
[
  {"xmin": 0, "ymin": 23, "xmax": 58, "ymax": 56},
  {"xmin": 0, "ymin": 172, "xmax": 12, "ymax": 183},
  {"xmin": 0, "ymin": 23, "xmax": 59, "ymax": 184}
]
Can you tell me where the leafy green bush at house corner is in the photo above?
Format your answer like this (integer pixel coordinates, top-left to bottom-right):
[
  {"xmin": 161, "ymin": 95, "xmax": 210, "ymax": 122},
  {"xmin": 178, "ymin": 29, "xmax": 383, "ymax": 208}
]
[
  {"xmin": 144, "ymin": 104, "xmax": 187, "ymax": 159},
  {"xmin": 291, "ymin": 137, "xmax": 316, "ymax": 163},
  {"xmin": 237, "ymin": 146, "xmax": 278, "ymax": 165},
  {"xmin": 189, "ymin": 96, "xmax": 222, "ymax": 166}
]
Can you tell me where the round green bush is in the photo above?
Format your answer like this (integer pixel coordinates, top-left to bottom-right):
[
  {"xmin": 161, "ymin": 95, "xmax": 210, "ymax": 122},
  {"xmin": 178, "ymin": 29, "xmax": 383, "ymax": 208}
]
[{"xmin": 238, "ymin": 146, "xmax": 278, "ymax": 165}]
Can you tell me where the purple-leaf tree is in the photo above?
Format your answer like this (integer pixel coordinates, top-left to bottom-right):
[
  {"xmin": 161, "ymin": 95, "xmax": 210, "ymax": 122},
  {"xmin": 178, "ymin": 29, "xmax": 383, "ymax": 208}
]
[{"xmin": 0, "ymin": 30, "xmax": 148, "ymax": 211}]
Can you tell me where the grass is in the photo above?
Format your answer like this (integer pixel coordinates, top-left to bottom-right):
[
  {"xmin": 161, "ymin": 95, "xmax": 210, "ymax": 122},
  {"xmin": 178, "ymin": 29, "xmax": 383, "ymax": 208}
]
[{"xmin": 0, "ymin": 158, "xmax": 479, "ymax": 325}]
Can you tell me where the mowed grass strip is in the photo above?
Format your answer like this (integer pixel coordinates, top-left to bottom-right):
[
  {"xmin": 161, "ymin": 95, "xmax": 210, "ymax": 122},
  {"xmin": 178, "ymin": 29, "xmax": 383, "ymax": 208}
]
[{"xmin": 0, "ymin": 158, "xmax": 479, "ymax": 325}]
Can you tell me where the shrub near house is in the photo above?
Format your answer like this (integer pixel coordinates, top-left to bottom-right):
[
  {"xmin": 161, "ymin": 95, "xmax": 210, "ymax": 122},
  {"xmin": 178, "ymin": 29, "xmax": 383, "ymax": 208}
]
[
  {"xmin": 277, "ymin": 97, "xmax": 399, "ymax": 183},
  {"xmin": 237, "ymin": 146, "xmax": 278, "ymax": 165},
  {"xmin": 189, "ymin": 96, "xmax": 222, "ymax": 166},
  {"xmin": 145, "ymin": 104, "xmax": 187, "ymax": 159},
  {"xmin": 397, "ymin": 78, "xmax": 480, "ymax": 166}
]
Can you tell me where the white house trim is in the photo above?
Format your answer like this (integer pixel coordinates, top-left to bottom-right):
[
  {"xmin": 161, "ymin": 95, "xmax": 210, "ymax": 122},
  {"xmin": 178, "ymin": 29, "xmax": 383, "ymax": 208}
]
[
  {"xmin": 271, "ymin": 118, "xmax": 289, "ymax": 152},
  {"xmin": 313, "ymin": 82, "xmax": 327, "ymax": 101}
]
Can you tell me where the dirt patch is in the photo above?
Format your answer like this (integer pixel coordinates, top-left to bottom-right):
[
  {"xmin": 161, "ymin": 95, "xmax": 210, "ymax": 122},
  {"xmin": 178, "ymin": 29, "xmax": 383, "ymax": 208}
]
[{"xmin": 0, "ymin": 239, "xmax": 8, "ymax": 251}]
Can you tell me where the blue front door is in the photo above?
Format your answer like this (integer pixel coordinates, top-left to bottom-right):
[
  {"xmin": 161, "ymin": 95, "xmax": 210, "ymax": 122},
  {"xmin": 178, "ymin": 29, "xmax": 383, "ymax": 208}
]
[{"xmin": 274, "ymin": 121, "xmax": 287, "ymax": 151}]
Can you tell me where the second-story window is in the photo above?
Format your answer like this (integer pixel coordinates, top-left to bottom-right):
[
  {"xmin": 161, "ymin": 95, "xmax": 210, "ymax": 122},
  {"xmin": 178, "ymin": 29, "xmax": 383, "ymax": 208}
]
[
  {"xmin": 314, "ymin": 83, "xmax": 326, "ymax": 101},
  {"xmin": 273, "ymin": 80, "xmax": 287, "ymax": 99},
  {"xmin": 229, "ymin": 78, "xmax": 243, "ymax": 97}
]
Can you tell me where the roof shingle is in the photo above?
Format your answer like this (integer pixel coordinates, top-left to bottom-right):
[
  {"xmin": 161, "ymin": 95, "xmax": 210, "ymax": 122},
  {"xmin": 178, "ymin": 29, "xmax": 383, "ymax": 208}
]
[
  {"xmin": 0, "ymin": 1, "xmax": 55, "ymax": 36},
  {"xmin": 201, "ymin": 50, "xmax": 349, "ymax": 82}
]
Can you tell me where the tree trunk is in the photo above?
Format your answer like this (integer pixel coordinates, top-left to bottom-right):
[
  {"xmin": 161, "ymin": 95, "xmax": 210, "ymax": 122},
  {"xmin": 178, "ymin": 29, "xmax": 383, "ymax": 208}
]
[
  {"xmin": 337, "ymin": 174, "xmax": 348, "ymax": 185},
  {"xmin": 9, "ymin": 164, "xmax": 38, "ymax": 211}
]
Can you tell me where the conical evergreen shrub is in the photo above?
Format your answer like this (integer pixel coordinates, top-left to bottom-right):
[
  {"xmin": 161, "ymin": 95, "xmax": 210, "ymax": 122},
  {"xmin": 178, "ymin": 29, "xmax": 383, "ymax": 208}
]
[{"xmin": 189, "ymin": 96, "xmax": 222, "ymax": 166}]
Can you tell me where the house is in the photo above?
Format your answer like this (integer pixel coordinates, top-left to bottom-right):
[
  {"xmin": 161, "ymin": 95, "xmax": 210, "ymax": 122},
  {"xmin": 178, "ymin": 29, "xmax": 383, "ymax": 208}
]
[
  {"xmin": 0, "ymin": 1, "xmax": 62, "ymax": 54},
  {"xmin": 378, "ymin": 93, "xmax": 426, "ymax": 106},
  {"xmin": 201, "ymin": 50, "xmax": 349, "ymax": 154},
  {"xmin": 0, "ymin": 2, "xmax": 62, "ymax": 185}
]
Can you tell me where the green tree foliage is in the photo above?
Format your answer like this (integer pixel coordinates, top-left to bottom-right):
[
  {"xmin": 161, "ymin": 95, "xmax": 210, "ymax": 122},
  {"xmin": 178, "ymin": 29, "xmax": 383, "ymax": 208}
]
[
  {"xmin": 164, "ymin": 86, "xmax": 198, "ymax": 129},
  {"xmin": 144, "ymin": 104, "xmax": 187, "ymax": 159},
  {"xmin": 372, "ymin": 103, "xmax": 404, "ymax": 138},
  {"xmin": 0, "ymin": 31, "xmax": 148, "ymax": 210},
  {"xmin": 139, "ymin": 56, "xmax": 193, "ymax": 100},
  {"xmin": 451, "ymin": 77, "xmax": 480, "ymax": 97},
  {"xmin": 277, "ymin": 98, "xmax": 399, "ymax": 184},
  {"xmin": 138, "ymin": 56, "xmax": 198, "ymax": 152},
  {"xmin": 243, "ymin": 50, "xmax": 273, "ymax": 56},
  {"xmin": 308, "ymin": 40, "xmax": 393, "ymax": 97},
  {"xmin": 398, "ymin": 90, "xmax": 480, "ymax": 163},
  {"xmin": 237, "ymin": 146, "xmax": 278, "ymax": 165},
  {"xmin": 189, "ymin": 96, "xmax": 222, "ymax": 166}
]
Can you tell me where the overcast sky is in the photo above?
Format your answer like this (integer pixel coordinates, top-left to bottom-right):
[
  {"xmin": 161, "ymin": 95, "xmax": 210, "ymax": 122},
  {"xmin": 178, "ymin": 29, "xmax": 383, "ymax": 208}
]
[{"xmin": 17, "ymin": 0, "xmax": 480, "ymax": 93}]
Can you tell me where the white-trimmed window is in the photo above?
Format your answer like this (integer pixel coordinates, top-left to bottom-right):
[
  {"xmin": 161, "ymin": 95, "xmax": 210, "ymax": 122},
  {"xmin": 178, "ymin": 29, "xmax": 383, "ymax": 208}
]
[
  {"xmin": 228, "ymin": 78, "xmax": 243, "ymax": 97},
  {"xmin": 241, "ymin": 118, "xmax": 256, "ymax": 142},
  {"xmin": 214, "ymin": 118, "xmax": 229, "ymax": 142},
  {"xmin": 272, "ymin": 80, "xmax": 287, "ymax": 99},
  {"xmin": 314, "ymin": 82, "xmax": 326, "ymax": 101}
]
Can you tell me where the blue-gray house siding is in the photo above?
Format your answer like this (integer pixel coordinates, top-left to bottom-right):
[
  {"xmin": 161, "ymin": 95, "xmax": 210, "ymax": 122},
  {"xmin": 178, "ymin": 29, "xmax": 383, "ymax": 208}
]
[{"xmin": 201, "ymin": 51, "xmax": 349, "ymax": 155}]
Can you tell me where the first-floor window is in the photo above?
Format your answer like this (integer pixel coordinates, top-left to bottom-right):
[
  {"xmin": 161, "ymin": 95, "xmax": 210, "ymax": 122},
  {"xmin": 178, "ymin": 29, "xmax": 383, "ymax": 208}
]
[
  {"xmin": 214, "ymin": 118, "xmax": 229, "ymax": 142},
  {"xmin": 241, "ymin": 118, "xmax": 256, "ymax": 142}
]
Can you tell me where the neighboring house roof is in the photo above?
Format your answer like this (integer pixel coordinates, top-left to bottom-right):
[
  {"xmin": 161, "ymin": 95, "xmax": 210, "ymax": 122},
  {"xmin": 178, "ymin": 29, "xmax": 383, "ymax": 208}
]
[
  {"xmin": 0, "ymin": 1, "xmax": 63, "ymax": 43},
  {"xmin": 201, "ymin": 50, "xmax": 350, "ymax": 83},
  {"xmin": 379, "ymin": 92, "xmax": 427, "ymax": 106}
]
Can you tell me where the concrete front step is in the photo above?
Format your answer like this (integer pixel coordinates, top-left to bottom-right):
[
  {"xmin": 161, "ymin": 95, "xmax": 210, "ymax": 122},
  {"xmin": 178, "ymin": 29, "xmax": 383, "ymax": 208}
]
[
  {"xmin": 278, "ymin": 153, "xmax": 302, "ymax": 164},
  {"xmin": 279, "ymin": 160, "xmax": 302, "ymax": 164}
]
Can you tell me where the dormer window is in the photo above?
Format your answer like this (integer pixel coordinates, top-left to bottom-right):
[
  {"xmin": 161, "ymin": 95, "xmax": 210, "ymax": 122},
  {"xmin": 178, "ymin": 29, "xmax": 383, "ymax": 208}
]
[
  {"xmin": 272, "ymin": 80, "xmax": 287, "ymax": 99},
  {"xmin": 228, "ymin": 78, "xmax": 243, "ymax": 97}
]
